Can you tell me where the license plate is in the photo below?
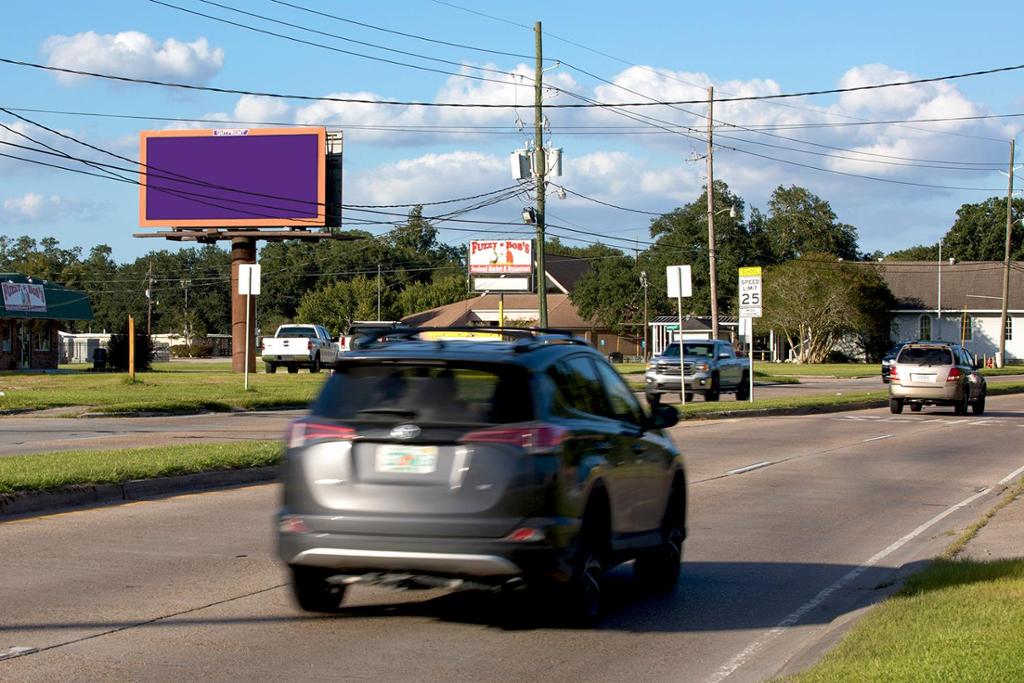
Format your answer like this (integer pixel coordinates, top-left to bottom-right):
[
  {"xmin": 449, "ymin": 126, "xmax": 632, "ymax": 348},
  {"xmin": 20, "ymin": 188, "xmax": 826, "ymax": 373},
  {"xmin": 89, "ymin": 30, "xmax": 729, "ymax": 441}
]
[
  {"xmin": 910, "ymin": 373, "xmax": 936, "ymax": 383},
  {"xmin": 375, "ymin": 445, "xmax": 438, "ymax": 474}
]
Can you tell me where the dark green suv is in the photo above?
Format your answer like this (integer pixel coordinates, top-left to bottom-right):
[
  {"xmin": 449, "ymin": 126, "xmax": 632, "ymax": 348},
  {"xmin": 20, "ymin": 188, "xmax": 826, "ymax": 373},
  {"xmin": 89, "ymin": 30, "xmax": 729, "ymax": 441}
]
[{"xmin": 277, "ymin": 328, "xmax": 686, "ymax": 624}]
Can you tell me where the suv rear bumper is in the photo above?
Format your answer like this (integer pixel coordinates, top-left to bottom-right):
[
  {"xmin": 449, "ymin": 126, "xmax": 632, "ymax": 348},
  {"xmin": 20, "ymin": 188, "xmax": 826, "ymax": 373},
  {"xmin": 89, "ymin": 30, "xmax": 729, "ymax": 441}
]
[
  {"xmin": 278, "ymin": 515, "xmax": 577, "ymax": 583},
  {"xmin": 889, "ymin": 383, "xmax": 961, "ymax": 402}
]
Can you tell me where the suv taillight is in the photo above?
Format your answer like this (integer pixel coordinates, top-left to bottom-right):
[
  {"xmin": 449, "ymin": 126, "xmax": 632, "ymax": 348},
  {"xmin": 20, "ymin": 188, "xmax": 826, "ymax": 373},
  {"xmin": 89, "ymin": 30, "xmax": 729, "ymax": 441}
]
[
  {"xmin": 889, "ymin": 364, "xmax": 898, "ymax": 380},
  {"xmin": 286, "ymin": 420, "xmax": 356, "ymax": 448},
  {"xmin": 307, "ymin": 340, "xmax": 314, "ymax": 351},
  {"xmin": 459, "ymin": 423, "xmax": 568, "ymax": 452},
  {"xmin": 946, "ymin": 367, "xmax": 962, "ymax": 383}
]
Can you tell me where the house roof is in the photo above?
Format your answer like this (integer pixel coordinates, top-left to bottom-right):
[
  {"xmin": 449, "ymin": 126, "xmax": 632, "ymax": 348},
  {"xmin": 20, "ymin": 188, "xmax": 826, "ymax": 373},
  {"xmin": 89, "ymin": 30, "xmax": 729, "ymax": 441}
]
[
  {"xmin": 402, "ymin": 293, "xmax": 594, "ymax": 329},
  {"xmin": 873, "ymin": 261, "xmax": 1024, "ymax": 312},
  {"xmin": 0, "ymin": 273, "xmax": 93, "ymax": 321},
  {"xmin": 651, "ymin": 314, "xmax": 739, "ymax": 327},
  {"xmin": 544, "ymin": 254, "xmax": 590, "ymax": 294}
]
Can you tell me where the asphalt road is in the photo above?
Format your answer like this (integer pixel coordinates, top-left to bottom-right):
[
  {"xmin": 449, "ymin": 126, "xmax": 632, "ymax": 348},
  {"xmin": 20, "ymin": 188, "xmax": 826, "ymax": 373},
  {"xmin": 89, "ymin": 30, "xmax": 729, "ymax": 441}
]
[{"xmin": 3, "ymin": 396, "xmax": 1023, "ymax": 681}]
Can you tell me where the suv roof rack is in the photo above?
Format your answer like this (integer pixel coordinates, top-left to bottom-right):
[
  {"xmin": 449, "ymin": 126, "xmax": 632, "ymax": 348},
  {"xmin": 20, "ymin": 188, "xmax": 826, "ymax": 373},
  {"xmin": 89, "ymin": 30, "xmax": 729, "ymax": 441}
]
[{"xmin": 358, "ymin": 325, "xmax": 590, "ymax": 349}]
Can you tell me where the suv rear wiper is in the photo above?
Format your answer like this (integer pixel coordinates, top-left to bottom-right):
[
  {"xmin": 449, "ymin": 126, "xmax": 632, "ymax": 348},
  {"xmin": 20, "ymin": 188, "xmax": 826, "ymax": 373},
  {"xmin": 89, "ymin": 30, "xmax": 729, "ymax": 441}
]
[{"xmin": 356, "ymin": 408, "xmax": 419, "ymax": 417}]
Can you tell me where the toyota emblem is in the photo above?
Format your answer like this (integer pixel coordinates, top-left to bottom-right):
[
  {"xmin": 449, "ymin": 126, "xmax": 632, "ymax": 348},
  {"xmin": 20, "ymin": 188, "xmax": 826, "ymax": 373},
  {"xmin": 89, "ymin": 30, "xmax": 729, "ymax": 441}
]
[{"xmin": 390, "ymin": 424, "xmax": 421, "ymax": 440}]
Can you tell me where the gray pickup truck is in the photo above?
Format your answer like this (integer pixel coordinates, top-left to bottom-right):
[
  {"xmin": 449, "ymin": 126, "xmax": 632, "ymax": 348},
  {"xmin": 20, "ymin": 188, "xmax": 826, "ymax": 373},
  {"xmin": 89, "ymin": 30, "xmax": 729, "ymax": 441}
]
[{"xmin": 644, "ymin": 340, "xmax": 750, "ymax": 402}]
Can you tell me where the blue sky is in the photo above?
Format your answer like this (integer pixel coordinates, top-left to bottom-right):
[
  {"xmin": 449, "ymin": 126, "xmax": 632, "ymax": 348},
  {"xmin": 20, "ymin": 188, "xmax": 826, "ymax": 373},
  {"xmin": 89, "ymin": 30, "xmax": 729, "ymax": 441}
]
[{"xmin": 1, "ymin": 1, "xmax": 1021, "ymax": 262}]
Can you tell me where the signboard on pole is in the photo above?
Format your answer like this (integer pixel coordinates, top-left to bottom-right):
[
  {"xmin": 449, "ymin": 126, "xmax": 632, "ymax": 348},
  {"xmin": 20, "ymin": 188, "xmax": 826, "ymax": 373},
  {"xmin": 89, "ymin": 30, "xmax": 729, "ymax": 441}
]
[
  {"xmin": 738, "ymin": 266, "xmax": 762, "ymax": 318},
  {"xmin": 238, "ymin": 264, "xmax": 261, "ymax": 295},
  {"xmin": 666, "ymin": 265, "xmax": 692, "ymax": 298},
  {"xmin": 469, "ymin": 239, "xmax": 534, "ymax": 292}
]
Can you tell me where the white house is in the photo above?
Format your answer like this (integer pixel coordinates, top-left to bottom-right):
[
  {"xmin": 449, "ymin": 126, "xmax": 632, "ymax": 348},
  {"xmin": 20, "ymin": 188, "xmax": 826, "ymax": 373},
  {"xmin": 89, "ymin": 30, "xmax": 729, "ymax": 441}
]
[{"xmin": 879, "ymin": 260, "xmax": 1023, "ymax": 363}]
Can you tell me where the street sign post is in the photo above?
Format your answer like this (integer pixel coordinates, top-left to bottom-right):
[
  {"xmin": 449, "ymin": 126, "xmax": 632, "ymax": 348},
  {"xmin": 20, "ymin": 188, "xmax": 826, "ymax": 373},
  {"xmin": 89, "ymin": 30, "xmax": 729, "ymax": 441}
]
[
  {"xmin": 738, "ymin": 266, "xmax": 762, "ymax": 402},
  {"xmin": 666, "ymin": 265, "xmax": 692, "ymax": 406},
  {"xmin": 239, "ymin": 263, "xmax": 261, "ymax": 391}
]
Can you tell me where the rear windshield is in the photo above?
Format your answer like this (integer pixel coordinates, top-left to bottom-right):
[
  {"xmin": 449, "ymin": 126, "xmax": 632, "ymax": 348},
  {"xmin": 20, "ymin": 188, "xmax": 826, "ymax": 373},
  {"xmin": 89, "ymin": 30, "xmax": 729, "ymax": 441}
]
[
  {"xmin": 277, "ymin": 326, "xmax": 317, "ymax": 339},
  {"xmin": 897, "ymin": 347, "xmax": 953, "ymax": 365},
  {"xmin": 312, "ymin": 362, "xmax": 533, "ymax": 424}
]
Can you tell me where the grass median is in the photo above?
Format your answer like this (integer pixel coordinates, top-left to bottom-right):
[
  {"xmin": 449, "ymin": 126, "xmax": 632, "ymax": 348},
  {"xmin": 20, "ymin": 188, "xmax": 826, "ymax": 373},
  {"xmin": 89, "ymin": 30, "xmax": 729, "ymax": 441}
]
[
  {"xmin": 0, "ymin": 362, "xmax": 324, "ymax": 414},
  {"xmin": 784, "ymin": 480, "xmax": 1024, "ymax": 682},
  {"xmin": 0, "ymin": 441, "xmax": 281, "ymax": 494}
]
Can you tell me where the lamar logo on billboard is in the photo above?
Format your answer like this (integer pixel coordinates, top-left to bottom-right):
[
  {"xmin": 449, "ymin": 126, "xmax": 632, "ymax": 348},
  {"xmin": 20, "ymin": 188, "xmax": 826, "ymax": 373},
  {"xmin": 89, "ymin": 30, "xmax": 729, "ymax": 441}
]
[{"xmin": 469, "ymin": 240, "xmax": 533, "ymax": 274}]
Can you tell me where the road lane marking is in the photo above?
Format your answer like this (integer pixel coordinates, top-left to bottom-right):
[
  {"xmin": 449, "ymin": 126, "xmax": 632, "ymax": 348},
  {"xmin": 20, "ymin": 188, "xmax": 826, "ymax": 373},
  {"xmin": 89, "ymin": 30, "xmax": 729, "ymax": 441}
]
[
  {"xmin": 0, "ymin": 647, "xmax": 36, "ymax": 660},
  {"xmin": 861, "ymin": 434, "xmax": 894, "ymax": 443},
  {"xmin": 707, "ymin": 486, "xmax": 993, "ymax": 683},
  {"xmin": 999, "ymin": 463, "xmax": 1024, "ymax": 485},
  {"xmin": 726, "ymin": 461, "xmax": 772, "ymax": 476}
]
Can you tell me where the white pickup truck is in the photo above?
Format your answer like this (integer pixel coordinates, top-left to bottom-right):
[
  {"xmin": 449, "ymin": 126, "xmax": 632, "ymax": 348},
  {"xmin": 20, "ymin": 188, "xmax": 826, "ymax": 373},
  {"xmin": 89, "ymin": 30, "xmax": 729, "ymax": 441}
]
[{"xmin": 261, "ymin": 324, "xmax": 338, "ymax": 374}]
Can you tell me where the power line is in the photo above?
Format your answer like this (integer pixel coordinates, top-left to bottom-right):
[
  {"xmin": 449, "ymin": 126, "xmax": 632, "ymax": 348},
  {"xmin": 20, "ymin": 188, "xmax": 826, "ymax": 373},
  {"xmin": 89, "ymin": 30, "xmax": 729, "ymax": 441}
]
[
  {"xmin": 5, "ymin": 56, "xmax": 1022, "ymax": 108},
  {"xmin": 268, "ymin": 0, "xmax": 537, "ymax": 61}
]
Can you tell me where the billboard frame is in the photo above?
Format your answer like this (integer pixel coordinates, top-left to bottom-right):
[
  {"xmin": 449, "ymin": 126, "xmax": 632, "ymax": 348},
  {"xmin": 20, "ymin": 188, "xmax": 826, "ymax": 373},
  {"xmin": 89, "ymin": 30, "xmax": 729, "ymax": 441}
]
[
  {"xmin": 138, "ymin": 126, "xmax": 326, "ymax": 228},
  {"xmin": 468, "ymin": 239, "xmax": 535, "ymax": 293}
]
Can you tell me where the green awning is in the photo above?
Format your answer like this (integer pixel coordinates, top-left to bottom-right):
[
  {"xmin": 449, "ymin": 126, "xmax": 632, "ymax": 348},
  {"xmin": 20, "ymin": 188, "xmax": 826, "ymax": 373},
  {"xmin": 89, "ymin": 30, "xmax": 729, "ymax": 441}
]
[{"xmin": 0, "ymin": 273, "xmax": 94, "ymax": 321}]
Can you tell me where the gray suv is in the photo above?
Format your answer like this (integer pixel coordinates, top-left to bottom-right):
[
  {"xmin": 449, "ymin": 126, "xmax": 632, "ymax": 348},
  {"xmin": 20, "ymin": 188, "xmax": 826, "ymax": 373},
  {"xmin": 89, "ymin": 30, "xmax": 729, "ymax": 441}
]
[
  {"xmin": 888, "ymin": 341, "xmax": 986, "ymax": 415},
  {"xmin": 277, "ymin": 328, "xmax": 686, "ymax": 624}
]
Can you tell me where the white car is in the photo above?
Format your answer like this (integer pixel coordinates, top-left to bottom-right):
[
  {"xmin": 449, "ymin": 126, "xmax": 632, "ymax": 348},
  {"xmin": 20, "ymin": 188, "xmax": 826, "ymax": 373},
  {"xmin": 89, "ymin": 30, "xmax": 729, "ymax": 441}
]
[{"xmin": 261, "ymin": 324, "xmax": 339, "ymax": 373}]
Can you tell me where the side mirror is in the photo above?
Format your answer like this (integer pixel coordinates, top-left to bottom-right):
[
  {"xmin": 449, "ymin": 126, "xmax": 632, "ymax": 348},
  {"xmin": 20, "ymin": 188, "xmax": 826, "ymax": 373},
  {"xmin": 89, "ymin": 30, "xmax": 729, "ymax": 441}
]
[{"xmin": 648, "ymin": 403, "xmax": 679, "ymax": 430}]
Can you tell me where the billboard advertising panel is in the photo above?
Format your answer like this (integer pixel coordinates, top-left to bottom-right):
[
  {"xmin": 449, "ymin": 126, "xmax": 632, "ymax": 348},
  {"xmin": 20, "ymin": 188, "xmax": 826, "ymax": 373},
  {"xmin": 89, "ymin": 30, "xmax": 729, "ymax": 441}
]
[
  {"xmin": 138, "ymin": 127, "xmax": 326, "ymax": 227},
  {"xmin": 468, "ymin": 240, "xmax": 533, "ymax": 274}
]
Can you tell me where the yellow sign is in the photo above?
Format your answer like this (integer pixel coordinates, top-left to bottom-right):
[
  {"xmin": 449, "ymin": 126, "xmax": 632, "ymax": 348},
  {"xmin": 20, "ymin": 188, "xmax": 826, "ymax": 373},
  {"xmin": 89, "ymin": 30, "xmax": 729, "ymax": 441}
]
[
  {"xmin": 738, "ymin": 266, "xmax": 762, "ymax": 277},
  {"xmin": 419, "ymin": 331, "xmax": 504, "ymax": 341}
]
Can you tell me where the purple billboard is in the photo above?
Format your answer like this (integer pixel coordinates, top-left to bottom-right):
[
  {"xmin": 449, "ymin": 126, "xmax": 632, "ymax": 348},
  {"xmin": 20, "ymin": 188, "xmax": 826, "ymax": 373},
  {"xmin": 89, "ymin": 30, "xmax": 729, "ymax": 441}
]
[{"xmin": 139, "ymin": 127, "xmax": 326, "ymax": 227}]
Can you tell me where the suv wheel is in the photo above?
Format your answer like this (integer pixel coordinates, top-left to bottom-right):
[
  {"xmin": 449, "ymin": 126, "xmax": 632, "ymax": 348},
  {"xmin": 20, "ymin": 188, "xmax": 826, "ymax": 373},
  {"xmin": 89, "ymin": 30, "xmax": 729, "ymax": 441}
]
[
  {"xmin": 972, "ymin": 390, "xmax": 986, "ymax": 416},
  {"xmin": 954, "ymin": 391, "xmax": 969, "ymax": 415},
  {"xmin": 889, "ymin": 398, "xmax": 904, "ymax": 414},
  {"xmin": 634, "ymin": 488, "xmax": 684, "ymax": 593},
  {"xmin": 310, "ymin": 354, "xmax": 321, "ymax": 373},
  {"xmin": 265, "ymin": 363, "xmax": 277, "ymax": 374},
  {"xmin": 684, "ymin": 392, "xmax": 694, "ymax": 403},
  {"xmin": 562, "ymin": 510, "xmax": 609, "ymax": 627},
  {"xmin": 290, "ymin": 566, "xmax": 347, "ymax": 613},
  {"xmin": 910, "ymin": 403, "xmax": 922, "ymax": 412}
]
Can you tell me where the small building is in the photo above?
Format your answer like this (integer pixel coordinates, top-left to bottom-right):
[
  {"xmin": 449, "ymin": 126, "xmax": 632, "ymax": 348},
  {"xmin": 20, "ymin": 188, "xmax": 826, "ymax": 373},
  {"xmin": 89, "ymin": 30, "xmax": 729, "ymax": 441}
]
[
  {"xmin": 1, "ymin": 273, "xmax": 93, "ymax": 370},
  {"xmin": 648, "ymin": 315, "xmax": 740, "ymax": 356}
]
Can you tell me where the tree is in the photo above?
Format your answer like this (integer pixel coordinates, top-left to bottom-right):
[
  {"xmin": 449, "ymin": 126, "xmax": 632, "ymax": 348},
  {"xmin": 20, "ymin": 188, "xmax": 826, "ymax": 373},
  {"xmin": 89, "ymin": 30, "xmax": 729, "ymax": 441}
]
[
  {"xmin": 761, "ymin": 254, "xmax": 894, "ymax": 363},
  {"xmin": 886, "ymin": 244, "xmax": 939, "ymax": 261},
  {"xmin": 396, "ymin": 271, "xmax": 468, "ymax": 317},
  {"xmin": 295, "ymin": 275, "xmax": 394, "ymax": 336},
  {"xmin": 941, "ymin": 196, "xmax": 1024, "ymax": 261},
  {"xmin": 645, "ymin": 180, "xmax": 759, "ymax": 319},
  {"xmin": 763, "ymin": 185, "xmax": 860, "ymax": 262},
  {"xmin": 106, "ymin": 320, "xmax": 154, "ymax": 372},
  {"xmin": 570, "ymin": 247, "xmax": 640, "ymax": 333}
]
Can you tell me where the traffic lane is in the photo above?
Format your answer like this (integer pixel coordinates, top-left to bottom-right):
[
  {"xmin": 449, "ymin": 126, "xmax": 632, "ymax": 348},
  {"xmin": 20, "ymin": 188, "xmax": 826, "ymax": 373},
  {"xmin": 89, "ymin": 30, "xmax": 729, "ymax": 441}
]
[
  {"xmin": 668, "ymin": 393, "xmax": 1024, "ymax": 484},
  {"xmin": 3, "ymin": 400, "xmax": 1024, "ymax": 681},
  {"xmin": 0, "ymin": 410, "xmax": 302, "ymax": 456}
]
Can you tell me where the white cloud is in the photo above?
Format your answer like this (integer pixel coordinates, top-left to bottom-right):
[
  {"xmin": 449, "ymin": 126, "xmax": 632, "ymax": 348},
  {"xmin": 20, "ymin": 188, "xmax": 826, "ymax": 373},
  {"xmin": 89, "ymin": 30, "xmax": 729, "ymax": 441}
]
[
  {"xmin": 43, "ymin": 31, "xmax": 224, "ymax": 85},
  {"xmin": 0, "ymin": 193, "xmax": 100, "ymax": 223},
  {"xmin": 346, "ymin": 151, "xmax": 508, "ymax": 206}
]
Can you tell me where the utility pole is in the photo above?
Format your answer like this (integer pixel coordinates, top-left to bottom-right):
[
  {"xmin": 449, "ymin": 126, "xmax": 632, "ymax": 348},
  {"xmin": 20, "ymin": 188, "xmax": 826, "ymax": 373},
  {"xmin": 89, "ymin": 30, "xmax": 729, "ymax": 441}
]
[
  {"xmin": 705, "ymin": 86, "xmax": 719, "ymax": 341},
  {"xmin": 146, "ymin": 262, "xmax": 153, "ymax": 337},
  {"xmin": 998, "ymin": 139, "xmax": 1015, "ymax": 368},
  {"xmin": 376, "ymin": 263, "xmax": 382, "ymax": 321},
  {"xmin": 641, "ymin": 270, "xmax": 649, "ymax": 361},
  {"xmin": 534, "ymin": 20, "xmax": 548, "ymax": 327}
]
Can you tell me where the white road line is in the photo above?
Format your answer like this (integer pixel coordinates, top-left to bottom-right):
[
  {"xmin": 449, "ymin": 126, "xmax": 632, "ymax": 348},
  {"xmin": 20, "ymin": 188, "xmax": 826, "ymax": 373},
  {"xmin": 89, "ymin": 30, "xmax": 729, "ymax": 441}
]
[
  {"xmin": 0, "ymin": 646, "xmax": 36, "ymax": 660},
  {"xmin": 861, "ymin": 434, "xmax": 894, "ymax": 443},
  {"xmin": 706, "ymin": 486, "xmax": 993, "ymax": 683},
  {"xmin": 999, "ymin": 463, "xmax": 1024, "ymax": 485},
  {"xmin": 726, "ymin": 461, "xmax": 772, "ymax": 476}
]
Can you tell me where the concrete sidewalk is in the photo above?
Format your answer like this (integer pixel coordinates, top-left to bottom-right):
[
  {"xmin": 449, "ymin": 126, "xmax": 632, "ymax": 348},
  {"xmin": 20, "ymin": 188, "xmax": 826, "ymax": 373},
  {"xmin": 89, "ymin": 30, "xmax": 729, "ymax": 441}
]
[{"xmin": 958, "ymin": 486, "xmax": 1024, "ymax": 561}]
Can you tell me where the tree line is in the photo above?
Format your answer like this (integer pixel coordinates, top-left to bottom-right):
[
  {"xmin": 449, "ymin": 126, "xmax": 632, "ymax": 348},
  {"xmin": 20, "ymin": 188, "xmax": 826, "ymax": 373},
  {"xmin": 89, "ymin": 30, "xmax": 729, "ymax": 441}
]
[{"xmin": 1, "ymin": 185, "xmax": 1019, "ymax": 361}]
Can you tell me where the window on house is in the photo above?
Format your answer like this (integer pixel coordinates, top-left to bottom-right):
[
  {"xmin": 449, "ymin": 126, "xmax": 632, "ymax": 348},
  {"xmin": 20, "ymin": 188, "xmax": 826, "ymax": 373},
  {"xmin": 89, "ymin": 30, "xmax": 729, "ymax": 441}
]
[
  {"xmin": 961, "ymin": 316, "xmax": 973, "ymax": 342},
  {"xmin": 919, "ymin": 315, "xmax": 931, "ymax": 341},
  {"xmin": 1007, "ymin": 317, "xmax": 1014, "ymax": 342},
  {"xmin": 33, "ymin": 321, "xmax": 51, "ymax": 352}
]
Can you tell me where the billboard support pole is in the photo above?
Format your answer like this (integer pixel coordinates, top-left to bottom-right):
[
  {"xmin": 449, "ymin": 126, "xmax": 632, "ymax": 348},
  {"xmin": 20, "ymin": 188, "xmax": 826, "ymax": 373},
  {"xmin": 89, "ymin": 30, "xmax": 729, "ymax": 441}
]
[
  {"xmin": 231, "ymin": 237, "xmax": 257, "ymax": 374},
  {"xmin": 499, "ymin": 293, "xmax": 505, "ymax": 327},
  {"xmin": 244, "ymin": 268, "xmax": 252, "ymax": 392}
]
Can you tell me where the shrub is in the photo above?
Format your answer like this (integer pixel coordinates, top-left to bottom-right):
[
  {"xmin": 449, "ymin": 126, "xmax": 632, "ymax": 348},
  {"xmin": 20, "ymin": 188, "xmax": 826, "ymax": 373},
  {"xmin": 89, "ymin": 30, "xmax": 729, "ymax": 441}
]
[{"xmin": 106, "ymin": 322, "xmax": 154, "ymax": 372}]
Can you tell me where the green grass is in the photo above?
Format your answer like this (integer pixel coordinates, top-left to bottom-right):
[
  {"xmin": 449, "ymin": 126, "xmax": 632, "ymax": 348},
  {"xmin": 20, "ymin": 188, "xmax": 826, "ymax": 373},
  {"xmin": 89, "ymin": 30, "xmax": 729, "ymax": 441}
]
[
  {"xmin": 981, "ymin": 364, "xmax": 1024, "ymax": 377},
  {"xmin": 785, "ymin": 558, "xmax": 1024, "ymax": 682},
  {"xmin": 754, "ymin": 362, "xmax": 879, "ymax": 378},
  {"xmin": 0, "ymin": 441, "xmax": 281, "ymax": 494},
  {"xmin": 0, "ymin": 364, "xmax": 324, "ymax": 414}
]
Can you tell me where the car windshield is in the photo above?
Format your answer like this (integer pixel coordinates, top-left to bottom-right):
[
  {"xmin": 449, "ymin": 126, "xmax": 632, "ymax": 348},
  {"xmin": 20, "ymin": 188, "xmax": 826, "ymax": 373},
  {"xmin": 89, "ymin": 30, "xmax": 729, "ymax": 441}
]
[
  {"xmin": 660, "ymin": 343, "xmax": 680, "ymax": 358},
  {"xmin": 312, "ymin": 362, "xmax": 533, "ymax": 424},
  {"xmin": 683, "ymin": 343, "xmax": 715, "ymax": 358},
  {"xmin": 277, "ymin": 326, "xmax": 317, "ymax": 339},
  {"xmin": 897, "ymin": 347, "xmax": 953, "ymax": 365}
]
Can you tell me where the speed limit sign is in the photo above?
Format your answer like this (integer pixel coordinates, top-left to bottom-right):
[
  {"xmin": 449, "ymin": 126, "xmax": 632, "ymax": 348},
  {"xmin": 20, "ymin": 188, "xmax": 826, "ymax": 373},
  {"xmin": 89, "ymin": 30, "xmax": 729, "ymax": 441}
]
[{"xmin": 738, "ymin": 266, "xmax": 762, "ymax": 317}]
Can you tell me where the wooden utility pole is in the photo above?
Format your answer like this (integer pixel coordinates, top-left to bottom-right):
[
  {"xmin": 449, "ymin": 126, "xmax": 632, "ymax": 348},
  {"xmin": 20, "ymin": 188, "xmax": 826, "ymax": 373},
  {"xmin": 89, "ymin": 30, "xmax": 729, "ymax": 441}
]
[
  {"xmin": 705, "ymin": 86, "xmax": 719, "ymax": 340},
  {"xmin": 998, "ymin": 138, "xmax": 1015, "ymax": 368},
  {"xmin": 534, "ymin": 21, "xmax": 548, "ymax": 327}
]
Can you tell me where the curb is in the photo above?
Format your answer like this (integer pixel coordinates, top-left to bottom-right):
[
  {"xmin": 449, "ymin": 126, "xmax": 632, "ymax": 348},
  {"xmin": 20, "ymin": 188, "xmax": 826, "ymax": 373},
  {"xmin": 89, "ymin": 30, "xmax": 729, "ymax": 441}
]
[
  {"xmin": 0, "ymin": 466, "xmax": 277, "ymax": 520},
  {"xmin": 681, "ymin": 399, "xmax": 886, "ymax": 420}
]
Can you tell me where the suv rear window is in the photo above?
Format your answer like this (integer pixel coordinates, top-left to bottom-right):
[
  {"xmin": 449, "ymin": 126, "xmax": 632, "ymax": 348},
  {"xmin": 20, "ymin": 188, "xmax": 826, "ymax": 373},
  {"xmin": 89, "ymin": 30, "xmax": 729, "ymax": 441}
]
[
  {"xmin": 312, "ymin": 363, "xmax": 533, "ymax": 424},
  {"xmin": 897, "ymin": 347, "xmax": 953, "ymax": 365},
  {"xmin": 277, "ymin": 326, "xmax": 317, "ymax": 338}
]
